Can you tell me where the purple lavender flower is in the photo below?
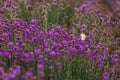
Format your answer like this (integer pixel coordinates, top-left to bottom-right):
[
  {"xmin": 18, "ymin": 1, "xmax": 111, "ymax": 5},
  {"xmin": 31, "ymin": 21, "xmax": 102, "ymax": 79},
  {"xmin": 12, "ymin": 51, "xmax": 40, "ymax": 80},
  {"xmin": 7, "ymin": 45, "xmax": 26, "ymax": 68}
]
[
  {"xmin": 49, "ymin": 65, "xmax": 53, "ymax": 72},
  {"xmin": 38, "ymin": 64, "xmax": 44, "ymax": 70},
  {"xmin": 0, "ymin": 7, "xmax": 8, "ymax": 13},
  {"xmin": 70, "ymin": 47, "xmax": 76, "ymax": 55},
  {"xmin": 98, "ymin": 56, "xmax": 105, "ymax": 67},
  {"xmin": 5, "ymin": 52, "xmax": 12, "ymax": 59},
  {"xmin": 30, "ymin": 38, "xmax": 37, "ymax": 46},
  {"xmin": 62, "ymin": 40, "xmax": 69, "ymax": 46},
  {"xmin": 8, "ymin": 42, "xmax": 14, "ymax": 51},
  {"xmin": 111, "ymin": 54, "xmax": 119, "ymax": 65},
  {"xmin": 49, "ymin": 51, "xmax": 56, "ymax": 57},
  {"xmin": 110, "ymin": 68, "xmax": 115, "ymax": 74},
  {"xmin": 103, "ymin": 73, "xmax": 109, "ymax": 80},
  {"xmin": 22, "ymin": 71, "xmax": 33, "ymax": 80},
  {"xmin": 80, "ymin": 24, "xmax": 87, "ymax": 33},
  {"xmin": 56, "ymin": 62, "xmax": 62, "ymax": 72},
  {"xmin": 6, "ymin": 0, "xmax": 14, "ymax": 7},
  {"xmin": 35, "ymin": 49, "xmax": 41, "ymax": 55},
  {"xmin": 0, "ymin": 68, "xmax": 4, "ymax": 79},
  {"xmin": 31, "ymin": 19, "xmax": 38, "ymax": 25}
]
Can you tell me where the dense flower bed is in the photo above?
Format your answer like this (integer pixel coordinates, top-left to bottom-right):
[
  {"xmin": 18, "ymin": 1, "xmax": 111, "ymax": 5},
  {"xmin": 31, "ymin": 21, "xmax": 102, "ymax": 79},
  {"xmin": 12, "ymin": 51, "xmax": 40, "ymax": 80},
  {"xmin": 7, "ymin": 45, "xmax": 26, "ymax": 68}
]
[{"xmin": 0, "ymin": 0, "xmax": 120, "ymax": 80}]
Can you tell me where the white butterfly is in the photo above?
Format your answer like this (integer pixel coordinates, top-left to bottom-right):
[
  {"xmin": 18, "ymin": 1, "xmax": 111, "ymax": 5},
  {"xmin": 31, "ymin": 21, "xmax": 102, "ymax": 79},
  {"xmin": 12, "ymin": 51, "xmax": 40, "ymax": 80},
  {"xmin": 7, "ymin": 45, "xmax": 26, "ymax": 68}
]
[{"xmin": 81, "ymin": 33, "xmax": 86, "ymax": 40}]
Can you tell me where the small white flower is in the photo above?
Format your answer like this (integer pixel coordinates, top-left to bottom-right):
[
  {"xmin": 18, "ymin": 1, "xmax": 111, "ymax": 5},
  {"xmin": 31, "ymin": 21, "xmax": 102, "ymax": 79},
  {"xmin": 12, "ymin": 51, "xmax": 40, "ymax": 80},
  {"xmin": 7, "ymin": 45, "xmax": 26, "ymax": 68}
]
[{"xmin": 81, "ymin": 33, "xmax": 86, "ymax": 40}]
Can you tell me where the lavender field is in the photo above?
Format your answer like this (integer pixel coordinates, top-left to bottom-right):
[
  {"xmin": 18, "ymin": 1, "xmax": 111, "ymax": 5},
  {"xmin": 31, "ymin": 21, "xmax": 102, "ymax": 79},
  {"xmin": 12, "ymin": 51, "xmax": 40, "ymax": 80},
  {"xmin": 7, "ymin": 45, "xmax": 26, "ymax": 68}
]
[{"xmin": 0, "ymin": 0, "xmax": 120, "ymax": 80}]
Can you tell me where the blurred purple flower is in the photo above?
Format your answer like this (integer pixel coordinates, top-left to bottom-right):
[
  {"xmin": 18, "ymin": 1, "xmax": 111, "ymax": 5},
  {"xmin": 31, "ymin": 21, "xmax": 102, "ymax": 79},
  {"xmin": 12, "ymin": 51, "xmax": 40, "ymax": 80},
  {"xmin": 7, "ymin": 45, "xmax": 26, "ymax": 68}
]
[
  {"xmin": 56, "ymin": 62, "xmax": 62, "ymax": 72},
  {"xmin": 70, "ymin": 47, "xmax": 76, "ymax": 55},
  {"xmin": 111, "ymin": 54, "xmax": 119, "ymax": 65},
  {"xmin": 103, "ymin": 73, "xmax": 109, "ymax": 80},
  {"xmin": 49, "ymin": 65, "xmax": 53, "ymax": 72}
]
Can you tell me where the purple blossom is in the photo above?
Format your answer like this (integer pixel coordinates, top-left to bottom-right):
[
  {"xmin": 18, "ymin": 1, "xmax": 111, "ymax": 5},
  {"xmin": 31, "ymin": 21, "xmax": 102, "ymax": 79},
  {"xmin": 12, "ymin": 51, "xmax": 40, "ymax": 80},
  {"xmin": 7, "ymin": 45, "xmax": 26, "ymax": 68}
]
[
  {"xmin": 70, "ymin": 47, "xmax": 76, "ymax": 55},
  {"xmin": 31, "ymin": 19, "xmax": 38, "ymax": 25},
  {"xmin": 98, "ymin": 56, "xmax": 105, "ymax": 67},
  {"xmin": 49, "ymin": 65, "xmax": 53, "ymax": 72},
  {"xmin": 5, "ymin": 52, "xmax": 12, "ymax": 59},
  {"xmin": 8, "ymin": 42, "xmax": 14, "ymax": 51},
  {"xmin": 22, "ymin": 71, "xmax": 33, "ymax": 80},
  {"xmin": 56, "ymin": 62, "xmax": 62, "ymax": 72},
  {"xmin": 110, "ymin": 68, "xmax": 115, "ymax": 74},
  {"xmin": 111, "ymin": 54, "xmax": 119, "ymax": 65},
  {"xmin": 0, "ymin": 68, "xmax": 4, "ymax": 79},
  {"xmin": 103, "ymin": 73, "xmax": 109, "ymax": 80}
]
